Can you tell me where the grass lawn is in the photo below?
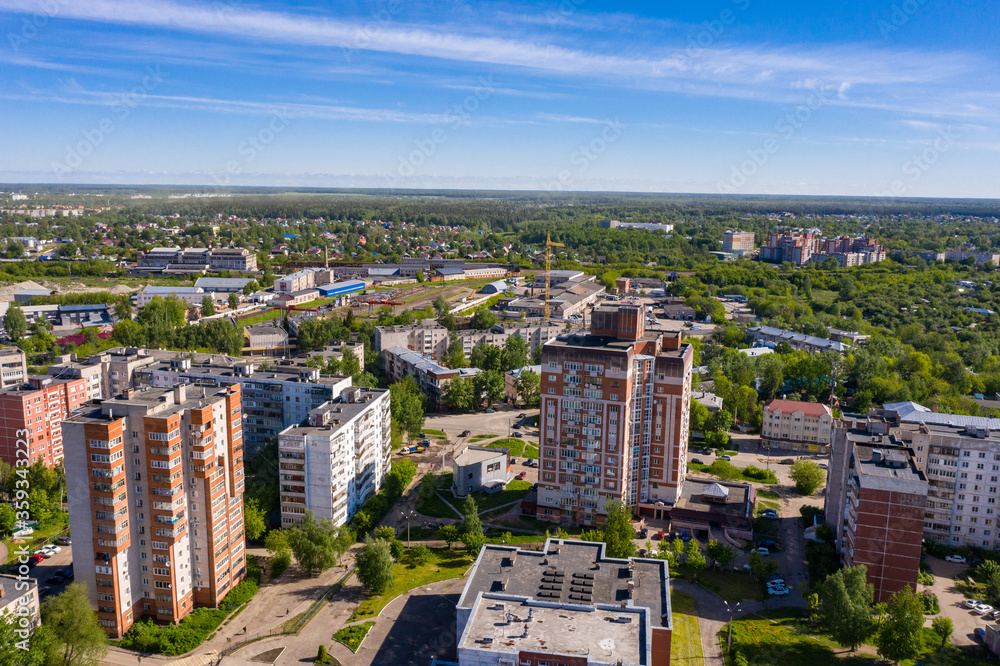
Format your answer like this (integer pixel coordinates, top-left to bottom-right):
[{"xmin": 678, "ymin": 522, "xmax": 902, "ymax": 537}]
[
  {"xmin": 3, "ymin": 521, "xmax": 69, "ymax": 566},
  {"xmin": 421, "ymin": 429, "xmax": 448, "ymax": 439},
  {"xmin": 694, "ymin": 569, "xmax": 765, "ymax": 602},
  {"xmin": 723, "ymin": 614, "xmax": 842, "ymax": 666},
  {"xmin": 757, "ymin": 500, "xmax": 780, "ymax": 511},
  {"xmin": 469, "ymin": 434, "xmax": 499, "ymax": 443},
  {"xmin": 333, "ymin": 622, "xmax": 374, "ymax": 652},
  {"xmin": 488, "ymin": 438, "xmax": 539, "ymax": 459},
  {"xmin": 414, "ymin": 474, "xmax": 462, "ymax": 519},
  {"xmin": 757, "ymin": 489, "xmax": 781, "ymax": 500},
  {"xmin": 687, "ymin": 461, "xmax": 778, "ymax": 485},
  {"xmin": 671, "ymin": 590, "xmax": 704, "ymax": 665},
  {"xmin": 237, "ymin": 309, "xmax": 281, "ymax": 326},
  {"xmin": 466, "ymin": 480, "xmax": 533, "ymax": 512},
  {"xmin": 348, "ymin": 548, "xmax": 472, "ymax": 622}
]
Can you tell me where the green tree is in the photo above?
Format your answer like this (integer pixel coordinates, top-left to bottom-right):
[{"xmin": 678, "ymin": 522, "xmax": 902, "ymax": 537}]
[
  {"xmin": 502, "ymin": 334, "xmax": 529, "ymax": 371},
  {"xmin": 243, "ymin": 497, "xmax": 267, "ymax": 542},
  {"xmin": 42, "ymin": 583, "xmax": 108, "ymax": 666},
  {"xmin": 3, "ymin": 303, "xmax": 27, "ymax": 341},
  {"xmin": 473, "ymin": 369, "xmax": 506, "ymax": 407},
  {"xmin": 443, "ymin": 377, "xmax": 476, "ymax": 412},
  {"xmin": 515, "ymin": 369, "xmax": 540, "ymax": 408},
  {"xmin": 389, "ymin": 379, "xmax": 425, "ymax": 443},
  {"xmin": 356, "ymin": 536, "xmax": 395, "ymax": 594},
  {"xmin": 706, "ymin": 539, "xmax": 736, "ymax": 570},
  {"xmin": 820, "ymin": 565, "xmax": 876, "ymax": 652},
  {"xmin": 0, "ymin": 610, "xmax": 51, "ymax": 665},
  {"xmin": 0, "ymin": 502, "xmax": 16, "ymax": 535},
  {"xmin": 433, "ymin": 295, "xmax": 450, "ymax": 316},
  {"xmin": 243, "ymin": 280, "xmax": 259, "ymax": 296},
  {"xmin": 410, "ymin": 543, "xmax": 432, "ymax": 564},
  {"xmin": 112, "ymin": 320, "xmax": 144, "ymax": 346},
  {"xmin": 228, "ymin": 293, "xmax": 239, "ymax": 310},
  {"xmin": 438, "ymin": 524, "xmax": 460, "ymax": 549},
  {"xmin": 469, "ymin": 343, "xmax": 503, "ymax": 372},
  {"xmin": 685, "ymin": 540, "xmax": 706, "ymax": 572},
  {"xmin": 285, "ymin": 510, "xmax": 339, "ymax": 576},
  {"xmin": 790, "ymin": 459, "xmax": 826, "ymax": 495},
  {"xmin": 689, "ymin": 400, "xmax": 710, "ymax": 432},
  {"xmin": 443, "ymin": 336, "xmax": 467, "ymax": 368},
  {"xmin": 602, "ymin": 500, "xmax": 636, "ymax": 558},
  {"xmin": 340, "ymin": 349, "xmax": 361, "ymax": 378},
  {"xmin": 708, "ymin": 409, "xmax": 734, "ymax": 433},
  {"xmin": 265, "ymin": 529, "xmax": 291, "ymax": 560},
  {"xmin": 470, "ymin": 306, "xmax": 498, "ymax": 330},
  {"xmin": 201, "ymin": 295, "xmax": 215, "ymax": 317},
  {"xmin": 931, "ymin": 615, "xmax": 953, "ymax": 650},
  {"xmin": 875, "ymin": 586, "xmax": 924, "ymax": 663},
  {"xmin": 747, "ymin": 549, "xmax": 779, "ymax": 582},
  {"xmin": 462, "ymin": 495, "xmax": 483, "ymax": 538}
]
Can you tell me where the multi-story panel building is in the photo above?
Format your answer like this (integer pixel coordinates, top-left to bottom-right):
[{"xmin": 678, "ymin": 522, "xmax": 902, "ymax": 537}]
[
  {"xmin": 48, "ymin": 348, "xmax": 159, "ymax": 402},
  {"xmin": 134, "ymin": 359, "xmax": 351, "ymax": 457},
  {"xmin": 374, "ymin": 321, "xmax": 450, "ymax": 359},
  {"xmin": 536, "ymin": 305, "xmax": 693, "ymax": 526},
  {"xmin": 457, "ymin": 539, "xmax": 673, "ymax": 666},
  {"xmin": 136, "ymin": 247, "xmax": 257, "ymax": 273},
  {"xmin": 0, "ymin": 376, "xmax": 88, "ymax": 467},
  {"xmin": 722, "ymin": 230, "xmax": 755, "ymax": 255},
  {"xmin": 0, "ymin": 573, "xmax": 40, "ymax": 632},
  {"xmin": 381, "ymin": 346, "xmax": 479, "ymax": 410},
  {"xmin": 0, "ymin": 347, "xmax": 27, "ymax": 388},
  {"xmin": 831, "ymin": 441, "xmax": 927, "ymax": 603},
  {"xmin": 64, "ymin": 384, "xmax": 246, "ymax": 638},
  {"xmin": 761, "ymin": 399, "xmax": 834, "ymax": 453},
  {"xmin": 277, "ymin": 387, "xmax": 391, "ymax": 527}
]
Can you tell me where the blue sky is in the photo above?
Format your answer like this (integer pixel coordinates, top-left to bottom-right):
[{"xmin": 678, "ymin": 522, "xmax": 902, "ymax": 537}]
[{"xmin": 0, "ymin": 0, "xmax": 997, "ymax": 197}]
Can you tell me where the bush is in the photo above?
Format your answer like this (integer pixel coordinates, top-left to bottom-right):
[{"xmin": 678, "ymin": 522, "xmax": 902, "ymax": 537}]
[
  {"xmin": 804, "ymin": 540, "xmax": 840, "ymax": 583},
  {"xmin": 918, "ymin": 570, "xmax": 935, "ymax": 586},
  {"xmin": 316, "ymin": 644, "xmax": 333, "ymax": 664},
  {"xmin": 410, "ymin": 543, "xmax": 432, "ymax": 564},
  {"xmin": 921, "ymin": 591, "xmax": 940, "ymax": 614},
  {"xmin": 743, "ymin": 465, "xmax": 778, "ymax": 483},
  {"xmin": 390, "ymin": 538, "xmax": 405, "ymax": 560},
  {"xmin": 270, "ymin": 551, "xmax": 292, "ymax": 580},
  {"xmin": 800, "ymin": 505, "xmax": 824, "ymax": 527}
]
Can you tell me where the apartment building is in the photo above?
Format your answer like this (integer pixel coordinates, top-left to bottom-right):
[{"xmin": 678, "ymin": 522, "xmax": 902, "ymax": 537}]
[
  {"xmin": 381, "ymin": 346, "xmax": 479, "ymax": 410},
  {"xmin": 133, "ymin": 358, "xmax": 351, "ymax": 456},
  {"xmin": 274, "ymin": 268, "xmax": 336, "ymax": 294},
  {"xmin": 722, "ymin": 230, "xmax": 755, "ymax": 255},
  {"xmin": 136, "ymin": 246, "xmax": 258, "ymax": 273},
  {"xmin": 0, "ymin": 347, "xmax": 27, "ymax": 388},
  {"xmin": 0, "ymin": 376, "xmax": 88, "ymax": 467},
  {"xmin": 761, "ymin": 399, "xmax": 834, "ymax": 452},
  {"xmin": 536, "ymin": 304, "xmax": 694, "ymax": 526},
  {"xmin": 64, "ymin": 384, "xmax": 246, "ymax": 638},
  {"xmin": 601, "ymin": 218, "xmax": 674, "ymax": 234},
  {"xmin": 277, "ymin": 387, "xmax": 391, "ymax": 527},
  {"xmin": 136, "ymin": 286, "xmax": 222, "ymax": 308},
  {"xmin": 48, "ymin": 348, "xmax": 159, "ymax": 402},
  {"xmin": 826, "ymin": 432, "xmax": 927, "ymax": 603},
  {"xmin": 0, "ymin": 573, "xmax": 40, "ymax": 631},
  {"xmin": 760, "ymin": 231, "xmax": 886, "ymax": 267},
  {"xmin": 374, "ymin": 321, "xmax": 450, "ymax": 359},
  {"xmin": 457, "ymin": 539, "xmax": 673, "ymax": 666}
]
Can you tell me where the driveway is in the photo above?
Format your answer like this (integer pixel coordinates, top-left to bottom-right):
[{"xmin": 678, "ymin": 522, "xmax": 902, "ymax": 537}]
[{"xmin": 923, "ymin": 555, "xmax": 988, "ymax": 646}]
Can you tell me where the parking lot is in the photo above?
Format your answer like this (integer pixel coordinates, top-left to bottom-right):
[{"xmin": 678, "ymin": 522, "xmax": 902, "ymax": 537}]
[
  {"xmin": 923, "ymin": 555, "xmax": 991, "ymax": 646},
  {"xmin": 7, "ymin": 539, "xmax": 74, "ymax": 601}
]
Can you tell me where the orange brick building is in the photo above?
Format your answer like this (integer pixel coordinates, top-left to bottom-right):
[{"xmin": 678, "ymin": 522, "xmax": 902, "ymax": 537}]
[{"xmin": 0, "ymin": 376, "xmax": 87, "ymax": 467}]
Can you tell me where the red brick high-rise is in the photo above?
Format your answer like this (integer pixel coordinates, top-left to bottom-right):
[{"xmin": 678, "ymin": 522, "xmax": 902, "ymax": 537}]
[
  {"xmin": 0, "ymin": 376, "xmax": 87, "ymax": 467},
  {"xmin": 536, "ymin": 304, "xmax": 693, "ymax": 526}
]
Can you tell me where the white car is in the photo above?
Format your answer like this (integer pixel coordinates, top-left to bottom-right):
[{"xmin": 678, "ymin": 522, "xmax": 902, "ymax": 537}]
[
  {"xmin": 42, "ymin": 545, "xmax": 62, "ymax": 554},
  {"xmin": 976, "ymin": 604, "xmax": 995, "ymax": 615},
  {"xmin": 768, "ymin": 585, "xmax": 790, "ymax": 596},
  {"xmin": 767, "ymin": 578, "xmax": 786, "ymax": 587},
  {"xmin": 756, "ymin": 547, "xmax": 770, "ymax": 556},
  {"xmin": 965, "ymin": 598, "xmax": 982, "ymax": 609},
  {"xmin": 946, "ymin": 555, "xmax": 967, "ymax": 564}
]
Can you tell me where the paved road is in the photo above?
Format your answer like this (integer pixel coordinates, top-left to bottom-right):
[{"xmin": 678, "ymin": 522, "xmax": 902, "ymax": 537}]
[{"xmin": 923, "ymin": 555, "xmax": 989, "ymax": 646}]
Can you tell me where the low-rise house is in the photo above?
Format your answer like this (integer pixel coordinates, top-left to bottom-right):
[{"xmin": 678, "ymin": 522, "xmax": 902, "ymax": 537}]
[{"xmin": 452, "ymin": 446, "xmax": 509, "ymax": 497}]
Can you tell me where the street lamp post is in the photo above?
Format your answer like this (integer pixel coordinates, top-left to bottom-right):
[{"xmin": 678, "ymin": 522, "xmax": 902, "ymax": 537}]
[
  {"xmin": 400, "ymin": 509, "xmax": 416, "ymax": 547},
  {"xmin": 724, "ymin": 600, "xmax": 741, "ymax": 654}
]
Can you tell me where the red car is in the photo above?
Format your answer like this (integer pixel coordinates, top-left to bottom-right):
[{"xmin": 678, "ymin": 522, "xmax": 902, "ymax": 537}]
[{"xmin": 516, "ymin": 472, "xmax": 527, "ymax": 480}]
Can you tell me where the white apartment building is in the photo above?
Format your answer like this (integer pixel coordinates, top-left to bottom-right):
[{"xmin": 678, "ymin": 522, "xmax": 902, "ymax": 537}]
[
  {"xmin": 0, "ymin": 347, "xmax": 27, "ymax": 388},
  {"xmin": 374, "ymin": 321, "xmax": 450, "ymax": 359},
  {"xmin": 277, "ymin": 387, "xmax": 391, "ymax": 527},
  {"xmin": 64, "ymin": 384, "xmax": 246, "ymax": 638},
  {"xmin": 761, "ymin": 399, "xmax": 834, "ymax": 452}
]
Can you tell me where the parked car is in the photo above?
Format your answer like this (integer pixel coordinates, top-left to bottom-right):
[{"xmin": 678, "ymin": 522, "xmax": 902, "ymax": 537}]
[
  {"xmin": 680, "ymin": 530, "xmax": 690, "ymax": 542},
  {"xmin": 976, "ymin": 628, "xmax": 986, "ymax": 642},
  {"xmin": 511, "ymin": 457, "xmax": 518, "ymax": 464},
  {"xmin": 26, "ymin": 558, "xmax": 38, "ymax": 569},
  {"xmin": 639, "ymin": 528, "xmax": 649, "ymax": 538},
  {"xmin": 757, "ymin": 539, "xmax": 777, "ymax": 549},
  {"xmin": 39, "ymin": 587, "xmax": 53, "ymax": 598},
  {"xmin": 756, "ymin": 547, "xmax": 770, "ymax": 556},
  {"xmin": 460, "ymin": 430, "xmax": 471, "ymax": 437},
  {"xmin": 720, "ymin": 454, "xmax": 732, "ymax": 461},
  {"xmin": 43, "ymin": 545, "xmax": 62, "ymax": 555},
  {"xmin": 691, "ymin": 458, "xmax": 704, "ymax": 465},
  {"xmin": 965, "ymin": 598, "xmax": 981, "ymax": 609},
  {"xmin": 486, "ymin": 409, "xmax": 495, "ymax": 413},
  {"xmin": 61, "ymin": 568, "xmax": 73, "ymax": 579},
  {"xmin": 780, "ymin": 458, "xmax": 795, "ymax": 465},
  {"xmin": 767, "ymin": 577, "xmax": 785, "ymax": 586},
  {"xmin": 513, "ymin": 431, "xmax": 523, "ymax": 438},
  {"xmin": 518, "ymin": 413, "xmax": 526, "ymax": 419},
  {"xmin": 516, "ymin": 472, "xmax": 526, "ymax": 480},
  {"xmin": 419, "ymin": 439, "xmax": 431, "ymax": 446},
  {"xmin": 48, "ymin": 574, "xmax": 65, "ymax": 585},
  {"xmin": 818, "ymin": 462, "xmax": 829, "ymax": 469},
  {"xmin": 653, "ymin": 531, "xmax": 664, "ymax": 541},
  {"xmin": 768, "ymin": 585, "xmax": 790, "ymax": 596},
  {"xmin": 976, "ymin": 604, "xmax": 995, "ymax": 615},
  {"xmin": 945, "ymin": 555, "xmax": 967, "ymax": 564},
  {"xmin": 760, "ymin": 510, "xmax": 779, "ymax": 519},
  {"xmin": 55, "ymin": 536, "xmax": 71, "ymax": 546}
]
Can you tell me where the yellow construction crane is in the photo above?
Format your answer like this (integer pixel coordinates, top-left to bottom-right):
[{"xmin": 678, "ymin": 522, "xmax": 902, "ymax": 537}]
[{"xmin": 544, "ymin": 231, "xmax": 564, "ymax": 321}]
